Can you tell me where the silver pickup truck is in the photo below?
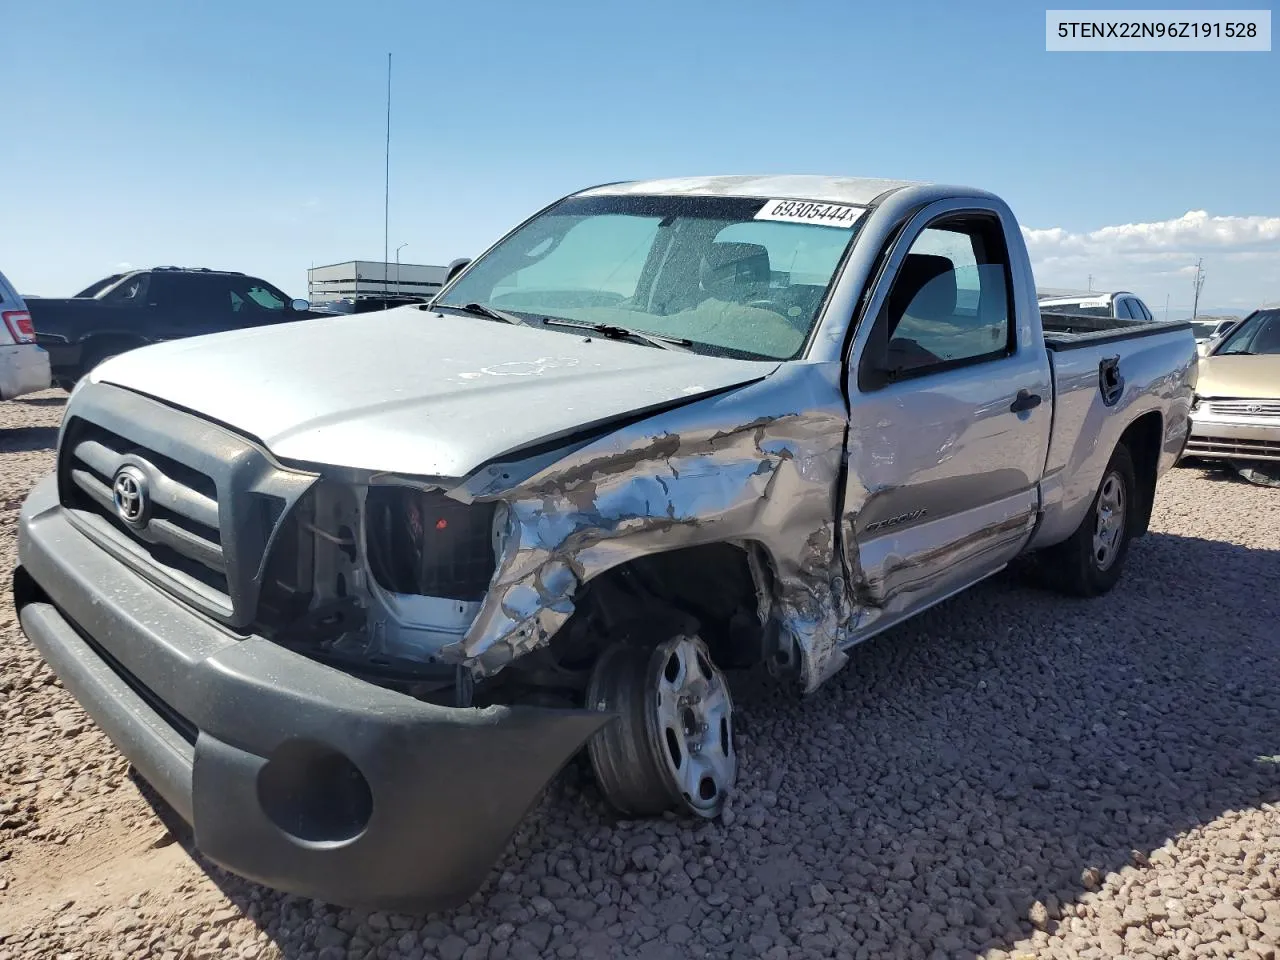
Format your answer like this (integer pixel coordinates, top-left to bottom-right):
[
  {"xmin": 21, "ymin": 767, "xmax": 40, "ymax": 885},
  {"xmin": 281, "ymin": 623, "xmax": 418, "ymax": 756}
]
[{"xmin": 15, "ymin": 175, "xmax": 1197, "ymax": 911}]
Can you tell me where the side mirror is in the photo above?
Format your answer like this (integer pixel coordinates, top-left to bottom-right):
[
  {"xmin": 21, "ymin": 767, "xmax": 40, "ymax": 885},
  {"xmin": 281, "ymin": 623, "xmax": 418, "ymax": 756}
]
[
  {"xmin": 444, "ymin": 258, "xmax": 471, "ymax": 285},
  {"xmin": 290, "ymin": 298, "xmax": 311, "ymax": 312}
]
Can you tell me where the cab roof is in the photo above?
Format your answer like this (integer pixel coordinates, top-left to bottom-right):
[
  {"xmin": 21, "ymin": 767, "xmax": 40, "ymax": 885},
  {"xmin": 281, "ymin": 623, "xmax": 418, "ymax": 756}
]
[{"xmin": 576, "ymin": 174, "xmax": 928, "ymax": 207}]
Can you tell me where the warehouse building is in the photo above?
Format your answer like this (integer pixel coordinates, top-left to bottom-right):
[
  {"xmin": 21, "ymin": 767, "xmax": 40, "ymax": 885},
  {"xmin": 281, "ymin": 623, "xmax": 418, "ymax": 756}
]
[{"xmin": 307, "ymin": 260, "xmax": 449, "ymax": 304}]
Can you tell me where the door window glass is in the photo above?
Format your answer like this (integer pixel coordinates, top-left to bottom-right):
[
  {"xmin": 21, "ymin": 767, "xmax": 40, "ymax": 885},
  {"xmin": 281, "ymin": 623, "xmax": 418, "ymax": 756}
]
[{"xmin": 880, "ymin": 219, "xmax": 1012, "ymax": 374}]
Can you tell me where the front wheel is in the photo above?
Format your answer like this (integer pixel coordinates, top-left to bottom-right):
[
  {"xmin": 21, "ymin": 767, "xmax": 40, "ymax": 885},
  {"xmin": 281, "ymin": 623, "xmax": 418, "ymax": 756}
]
[
  {"xmin": 585, "ymin": 633, "xmax": 736, "ymax": 819},
  {"xmin": 1039, "ymin": 444, "xmax": 1138, "ymax": 597}
]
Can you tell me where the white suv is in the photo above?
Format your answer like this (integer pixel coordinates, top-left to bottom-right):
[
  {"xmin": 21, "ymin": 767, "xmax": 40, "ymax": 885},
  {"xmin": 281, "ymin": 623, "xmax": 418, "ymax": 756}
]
[
  {"xmin": 0, "ymin": 269, "xmax": 51, "ymax": 399},
  {"xmin": 1038, "ymin": 290, "xmax": 1156, "ymax": 322}
]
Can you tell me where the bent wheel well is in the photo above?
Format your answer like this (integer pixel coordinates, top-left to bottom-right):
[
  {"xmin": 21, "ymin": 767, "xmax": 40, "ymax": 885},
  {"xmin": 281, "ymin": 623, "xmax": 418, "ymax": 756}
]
[
  {"xmin": 1119, "ymin": 411, "xmax": 1162, "ymax": 537},
  {"xmin": 546, "ymin": 543, "xmax": 769, "ymax": 679}
]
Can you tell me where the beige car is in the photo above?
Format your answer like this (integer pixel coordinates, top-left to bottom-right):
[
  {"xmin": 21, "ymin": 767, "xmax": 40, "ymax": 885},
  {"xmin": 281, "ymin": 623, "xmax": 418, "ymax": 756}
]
[{"xmin": 1184, "ymin": 307, "xmax": 1280, "ymax": 466}]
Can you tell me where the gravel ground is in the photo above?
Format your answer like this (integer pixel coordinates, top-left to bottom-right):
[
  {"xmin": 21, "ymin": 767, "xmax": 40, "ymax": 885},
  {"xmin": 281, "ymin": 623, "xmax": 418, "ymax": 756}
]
[{"xmin": 1, "ymin": 389, "xmax": 1277, "ymax": 960}]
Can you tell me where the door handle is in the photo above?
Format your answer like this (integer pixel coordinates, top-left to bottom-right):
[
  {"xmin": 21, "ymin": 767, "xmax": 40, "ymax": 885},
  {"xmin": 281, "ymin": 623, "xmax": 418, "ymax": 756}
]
[{"xmin": 1011, "ymin": 389, "xmax": 1042, "ymax": 413}]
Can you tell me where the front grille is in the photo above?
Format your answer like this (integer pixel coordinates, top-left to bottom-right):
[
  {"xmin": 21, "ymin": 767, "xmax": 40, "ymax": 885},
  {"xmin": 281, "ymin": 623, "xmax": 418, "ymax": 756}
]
[
  {"xmin": 57, "ymin": 385, "xmax": 318, "ymax": 629},
  {"xmin": 62, "ymin": 418, "xmax": 230, "ymax": 609},
  {"xmin": 1185, "ymin": 435, "xmax": 1280, "ymax": 462},
  {"xmin": 1204, "ymin": 398, "xmax": 1280, "ymax": 418}
]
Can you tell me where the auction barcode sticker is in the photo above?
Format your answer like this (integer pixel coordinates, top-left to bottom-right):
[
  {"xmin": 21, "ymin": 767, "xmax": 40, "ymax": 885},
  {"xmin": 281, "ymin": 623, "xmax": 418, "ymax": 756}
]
[{"xmin": 754, "ymin": 199, "xmax": 867, "ymax": 228}]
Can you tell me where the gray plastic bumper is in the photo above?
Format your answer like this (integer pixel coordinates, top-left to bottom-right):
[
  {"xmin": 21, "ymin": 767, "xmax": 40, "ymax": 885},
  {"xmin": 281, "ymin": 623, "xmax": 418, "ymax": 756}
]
[{"xmin": 14, "ymin": 473, "xmax": 609, "ymax": 911}]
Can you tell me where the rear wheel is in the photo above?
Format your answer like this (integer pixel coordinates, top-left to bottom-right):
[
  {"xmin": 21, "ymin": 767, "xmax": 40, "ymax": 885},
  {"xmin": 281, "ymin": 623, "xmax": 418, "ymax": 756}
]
[
  {"xmin": 1039, "ymin": 444, "xmax": 1137, "ymax": 597},
  {"xmin": 75, "ymin": 342, "xmax": 135, "ymax": 385},
  {"xmin": 585, "ymin": 633, "xmax": 736, "ymax": 818}
]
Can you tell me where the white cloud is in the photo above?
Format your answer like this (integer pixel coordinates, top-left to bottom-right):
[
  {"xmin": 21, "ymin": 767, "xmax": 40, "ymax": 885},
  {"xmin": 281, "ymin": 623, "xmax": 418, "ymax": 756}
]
[
  {"xmin": 1023, "ymin": 210, "xmax": 1280, "ymax": 255},
  {"xmin": 1020, "ymin": 209, "xmax": 1280, "ymax": 312}
]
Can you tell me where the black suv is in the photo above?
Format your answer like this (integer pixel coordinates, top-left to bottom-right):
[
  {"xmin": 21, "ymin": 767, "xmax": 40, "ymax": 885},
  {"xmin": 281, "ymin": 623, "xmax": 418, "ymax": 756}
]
[{"xmin": 29, "ymin": 267, "xmax": 325, "ymax": 388}]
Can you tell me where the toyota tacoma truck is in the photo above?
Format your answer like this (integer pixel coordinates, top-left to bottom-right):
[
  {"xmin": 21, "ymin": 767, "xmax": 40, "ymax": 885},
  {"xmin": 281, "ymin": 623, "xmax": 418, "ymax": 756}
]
[{"xmin": 14, "ymin": 175, "xmax": 1197, "ymax": 911}]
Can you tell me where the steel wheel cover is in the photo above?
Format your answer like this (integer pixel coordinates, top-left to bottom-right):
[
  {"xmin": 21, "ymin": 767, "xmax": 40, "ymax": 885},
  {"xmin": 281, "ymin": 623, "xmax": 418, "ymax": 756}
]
[
  {"xmin": 586, "ymin": 635, "xmax": 736, "ymax": 818},
  {"xmin": 1093, "ymin": 469, "xmax": 1127, "ymax": 571}
]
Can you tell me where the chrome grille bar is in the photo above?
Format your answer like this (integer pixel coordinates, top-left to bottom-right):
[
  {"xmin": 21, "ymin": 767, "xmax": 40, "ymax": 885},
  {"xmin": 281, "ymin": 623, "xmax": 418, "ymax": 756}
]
[
  {"xmin": 72, "ymin": 438, "xmax": 221, "ymax": 530},
  {"xmin": 1205, "ymin": 399, "xmax": 1280, "ymax": 418}
]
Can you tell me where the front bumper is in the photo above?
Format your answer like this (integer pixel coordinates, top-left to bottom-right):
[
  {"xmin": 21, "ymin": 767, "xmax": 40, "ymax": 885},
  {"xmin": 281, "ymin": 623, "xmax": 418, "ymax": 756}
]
[
  {"xmin": 1184, "ymin": 414, "xmax": 1280, "ymax": 463},
  {"xmin": 0, "ymin": 343, "xmax": 52, "ymax": 399},
  {"xmin": 14, "ymin": 474, "xmax": 609, "ymax": 911}
]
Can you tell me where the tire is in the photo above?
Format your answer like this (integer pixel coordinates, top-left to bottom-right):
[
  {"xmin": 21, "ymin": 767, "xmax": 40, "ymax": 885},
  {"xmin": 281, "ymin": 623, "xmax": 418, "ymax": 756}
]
[
  {"xmin": 585, "ymin": 632, "xmax": 736, "ymax": 819},
  {"xmin": 76, "ymin": 342, "xmax": 134, "ymax": 384},
  {"xmin": 1039, "ymin": 444, "xmax": 1138, "ymax": 597}
]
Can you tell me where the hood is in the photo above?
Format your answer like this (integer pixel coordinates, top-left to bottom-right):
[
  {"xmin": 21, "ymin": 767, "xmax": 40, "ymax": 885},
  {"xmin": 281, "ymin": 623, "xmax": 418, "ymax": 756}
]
[
  {"xmin": 1196, "ymin": 354, "xmax": 1280, "ymax": 400},
  {"xmin": 91, "ymin": 308, "xmax": 779, "ymax": 477}
]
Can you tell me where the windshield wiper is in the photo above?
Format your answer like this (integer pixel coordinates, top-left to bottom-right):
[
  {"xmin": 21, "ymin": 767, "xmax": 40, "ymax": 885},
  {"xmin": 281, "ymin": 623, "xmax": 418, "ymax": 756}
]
[
  {"xmin": 541, "ymin": 317, "xmax": 691, "ymax": 351},
  {"xmin": 435, "ymin": 301, "xmax": 529, "ymax": 327}
]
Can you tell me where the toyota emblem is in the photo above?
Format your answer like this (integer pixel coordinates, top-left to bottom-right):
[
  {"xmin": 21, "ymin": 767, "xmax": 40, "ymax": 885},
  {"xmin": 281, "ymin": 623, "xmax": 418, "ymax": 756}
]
[
  {"xmin": 1245, "ymin": 403, "xmax": 1262, "ymax": 415},
  {"xmin": 112, "ymin": 465, "xmax": 150, "ymax": 527}
]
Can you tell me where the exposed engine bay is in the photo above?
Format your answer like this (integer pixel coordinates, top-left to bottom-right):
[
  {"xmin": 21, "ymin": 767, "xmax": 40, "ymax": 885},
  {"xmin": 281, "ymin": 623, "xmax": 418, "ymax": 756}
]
[{"xmin": 258, "ymin": 481, "xmax": 501, "ymax": 704}]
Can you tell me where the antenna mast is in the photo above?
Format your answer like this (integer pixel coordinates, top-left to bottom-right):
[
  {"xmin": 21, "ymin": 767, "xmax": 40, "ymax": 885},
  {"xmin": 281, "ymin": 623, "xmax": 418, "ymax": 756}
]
[{"xmin": 384, "ymin": 52, "xmax": 391, "ymax": 295}]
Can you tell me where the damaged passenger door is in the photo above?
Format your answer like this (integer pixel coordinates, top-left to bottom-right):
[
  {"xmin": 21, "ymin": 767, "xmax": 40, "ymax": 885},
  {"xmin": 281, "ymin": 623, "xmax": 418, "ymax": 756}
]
[{"xmin": 840, "ymin": 199, "xmax": 1052, "ymax": 639}]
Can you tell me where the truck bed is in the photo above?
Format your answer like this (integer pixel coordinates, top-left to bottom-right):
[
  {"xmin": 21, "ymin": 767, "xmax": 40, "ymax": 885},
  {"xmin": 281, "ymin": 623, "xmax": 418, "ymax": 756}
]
[
  {"xmin": 1029, "ymin": 313, "xmax": 1197, "ymax": 551},
  {"xmin": 1040, "ymin": 310, "xmax": 1190, "ymax": 349}
]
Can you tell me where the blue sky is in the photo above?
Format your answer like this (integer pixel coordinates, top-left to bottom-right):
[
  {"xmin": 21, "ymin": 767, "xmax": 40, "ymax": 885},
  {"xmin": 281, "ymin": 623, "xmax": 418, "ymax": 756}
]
[{"xmin": 3, "ymin": 0, "xmax": 1276, "ymax": 313}]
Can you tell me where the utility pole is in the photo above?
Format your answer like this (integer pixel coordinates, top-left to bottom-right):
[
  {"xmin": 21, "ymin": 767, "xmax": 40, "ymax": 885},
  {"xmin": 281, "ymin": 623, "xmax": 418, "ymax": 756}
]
[
  {"xmin": 1087, "ymin": 274, "xmax": 1093, "ymax": 292},
  {"xmin": 384, "ymin": 52, "xmax": 391, "ymax": 296},
  {"xmin": 1191, "ymin": 258, "xmax": 1205, "ymax": 320},
  {"xmin": 1165, "ymin": 293, "xmax": 1170, "ymax": 321}
]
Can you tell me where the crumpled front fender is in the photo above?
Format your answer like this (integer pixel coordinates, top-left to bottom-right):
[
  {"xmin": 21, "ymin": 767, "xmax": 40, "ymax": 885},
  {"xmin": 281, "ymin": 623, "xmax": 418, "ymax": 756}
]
[{"xmin": 441, "ymin": 362, "xmax": 855, "ymax": 693}]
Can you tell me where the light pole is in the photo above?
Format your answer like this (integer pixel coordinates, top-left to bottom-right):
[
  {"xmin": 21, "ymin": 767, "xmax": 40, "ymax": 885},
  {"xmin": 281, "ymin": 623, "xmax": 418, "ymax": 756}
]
[{"xmin": 396, "ymin": 243, "xmax": 408, "ymax": 291}]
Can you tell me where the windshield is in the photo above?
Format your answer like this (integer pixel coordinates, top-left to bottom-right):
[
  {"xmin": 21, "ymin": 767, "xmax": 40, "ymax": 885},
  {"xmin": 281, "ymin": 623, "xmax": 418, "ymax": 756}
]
[
  {"xmin": 1214, "ymin": 309, "xmax": 1280, "ymax": 356},
  {"xmin": 75, "ymin": 273, "xmax": 125, "ymax": 298},
  {"xmin": 1039, "ymin": 299, "xmax": 1113, "ymax": 318},
  {"xmin": 435, "ymin": 194, "xmax": 865, "ymax": 360}
]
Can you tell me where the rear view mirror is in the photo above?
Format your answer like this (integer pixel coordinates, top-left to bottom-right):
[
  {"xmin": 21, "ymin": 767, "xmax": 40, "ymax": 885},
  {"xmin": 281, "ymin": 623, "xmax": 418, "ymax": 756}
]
[
  {"xmin": 290, "ymin": 298, "xmax": 310, "ymax": 312},
  {"xmin": 444, "ymin": 258, "xmax": 471, "ymax": 285}
]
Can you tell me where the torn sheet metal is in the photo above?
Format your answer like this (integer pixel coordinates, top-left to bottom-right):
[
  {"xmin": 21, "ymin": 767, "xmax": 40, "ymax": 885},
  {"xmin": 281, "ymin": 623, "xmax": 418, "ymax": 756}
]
[
  {"xmin": 1230, "ymin": 459, "xmax": 1280, "ymax": 488},
  {"xmin": 438, "ymin": 361, "xmax": 854, "ymax": 693}
]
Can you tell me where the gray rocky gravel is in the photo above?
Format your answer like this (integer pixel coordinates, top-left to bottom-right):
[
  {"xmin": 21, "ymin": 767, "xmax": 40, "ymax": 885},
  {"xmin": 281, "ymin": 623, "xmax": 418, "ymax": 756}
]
[{"xmin": 1, "ymin": 389, "xmax": 1277, "ymax": 959}]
